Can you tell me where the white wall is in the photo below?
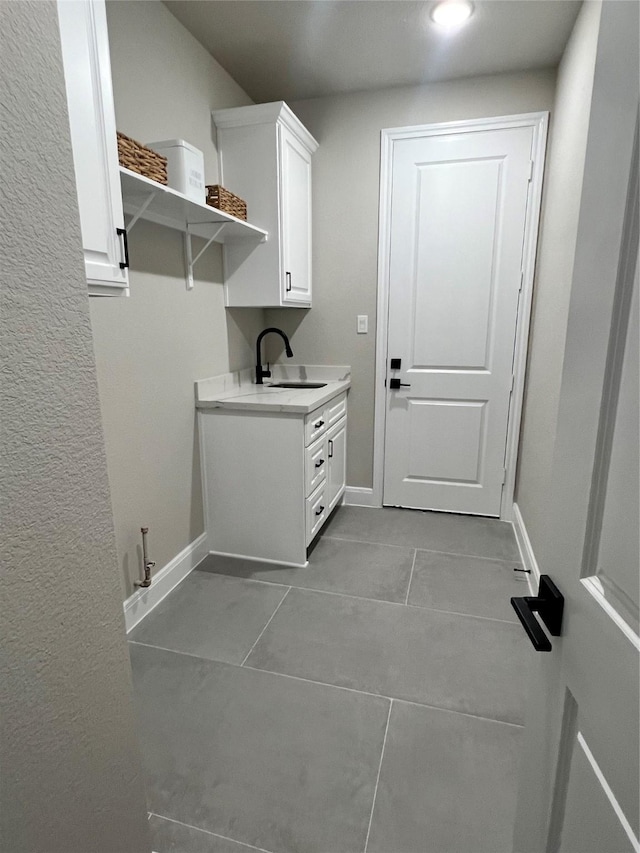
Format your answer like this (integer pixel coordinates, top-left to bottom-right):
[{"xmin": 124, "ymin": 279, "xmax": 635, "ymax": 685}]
[
  {"xmin": 266, "ymin": 69, "xmax": 557, "ymax": 488},
  {"xmin": 515, "ymin": 1, "xmax": 602, "ymax": 555},
  {"xmin": 91, "ymin": 1, "xmax": 264, "ymax": 599},
  {"xmin": 0, "ymin": 2, "xmax": 150, "ymax": 850}
]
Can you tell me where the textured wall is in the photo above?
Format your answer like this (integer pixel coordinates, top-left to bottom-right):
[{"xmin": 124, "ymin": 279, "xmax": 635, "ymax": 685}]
[
  {"xmin": 0, "ymin": 3, "xmax": 150, "ymax": 851},
  {"xmin": 91, "ymin": 1, "xmax": 263, "ymax": 599},
  {"xmin": 265, "ymin": 69, "xmax": 556, "ymax": 488},
  {"xmin": 515, "ymin": 1, "xmax": 602, "ymax": 554}
]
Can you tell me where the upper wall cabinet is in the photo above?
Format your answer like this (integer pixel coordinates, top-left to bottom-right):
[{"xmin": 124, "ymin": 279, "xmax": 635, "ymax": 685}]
[
  {"xmin": 213, "ymin": 102, "xmax": 319, "ymax": 308},
  {"xmin": 58, "ymin": 0, "xmax": 129, "ymax": 296}
]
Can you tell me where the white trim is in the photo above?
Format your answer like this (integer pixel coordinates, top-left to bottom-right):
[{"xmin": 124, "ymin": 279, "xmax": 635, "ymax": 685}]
[
  {"xmin": 208, "ymin": 549, "xmax": 308, "ymax": 569},
  {"xmin": 580, "ymin": 577, "xmax": 640, "ymax": 651},
  {"xmin": 576, "ymin": 733, "xmax": 640, "ymax": 853},
  {"xmin": 123, "ymin": 532, "xmax": 208, "ymax": 633},
  {"xmin": 343, "ymin": 486, "xmax": 380, "ymax": 507},
  {"xmin": 372, "ymin": 112, "xmax": 549, "ymax": 518},
  {"xmin": 511, "ymin": 502, "xmax": 540, "ymax": 596}
]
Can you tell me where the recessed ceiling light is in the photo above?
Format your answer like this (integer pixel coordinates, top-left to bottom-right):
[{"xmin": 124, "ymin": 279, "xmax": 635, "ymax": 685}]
[{"xmin": 430, "ymin": 0, "xmax": 474, "ymax": 28}]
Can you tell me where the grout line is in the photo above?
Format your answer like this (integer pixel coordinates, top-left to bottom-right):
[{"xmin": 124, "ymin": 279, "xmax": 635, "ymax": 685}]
[
  {"xmin": 240, "ymin": 587, "xmax": 291, "ymax": 666},
  {"xmin": 128, "ymin": 639, "xmax": 211, "ymax": 661},
  {"xmin": 197, "ymin": 569, "xmax": 518, "ymax": 625},
  {"xmin": 321, "ymin": 534, "xmax": 521, "ymax": 565},
  {"xmin": 241, "ymin": 664, "xmax": 523, "ymax": 729},
  {"xmin": 149, "ymin": 812, "xmax": 273, "ymax": 853},
  {"xmin": 364, "ymin": 700, "xmax": 393, "ymax": 852},
  {"xmin": 129, "ymin": 635, "xmax": 523, "ymax": 726},
  {"xmin": 320, "ymin": 536, "xmax": 416, "ymax": 552},
  {"xmin": 404, "ymin": 550, "xmax": 417, "ymax": 605}
]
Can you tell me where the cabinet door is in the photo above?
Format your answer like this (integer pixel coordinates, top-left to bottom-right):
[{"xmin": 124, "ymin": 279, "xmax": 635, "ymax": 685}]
[
  {"xmin": 326, "ymin": 416, "xmax": 347, "ymax": 512},
  {"xmin": 58, "ymin": 0, "xmax": 128, "ymax": 295},
  {"xmin": 280, "ymin": 125, "xmax": 312, "ymax": 304}
]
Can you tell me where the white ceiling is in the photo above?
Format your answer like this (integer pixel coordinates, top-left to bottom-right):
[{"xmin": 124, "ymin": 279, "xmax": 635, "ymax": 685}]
[{"xmin": 163, "ymin": 0, "xmax": 582, "ymax": 102}]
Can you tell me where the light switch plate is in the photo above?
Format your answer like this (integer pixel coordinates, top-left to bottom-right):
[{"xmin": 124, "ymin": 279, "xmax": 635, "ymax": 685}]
[{"xmin": 357, "ymin": 315, "xmax": 368, "ymax": 334}]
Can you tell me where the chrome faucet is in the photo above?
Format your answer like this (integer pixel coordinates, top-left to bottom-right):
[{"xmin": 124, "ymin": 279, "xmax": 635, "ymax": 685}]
[{"xmin": 255, "ymin": 327, "xmax": 293, "ymax": 383}]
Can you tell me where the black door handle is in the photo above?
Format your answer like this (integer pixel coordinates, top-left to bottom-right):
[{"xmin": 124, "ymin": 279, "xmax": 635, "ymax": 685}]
[
  {"xmin": 511, "ymin": 575, "xmax": 564, "ymax": 652},
  {"xmin": 389, "ymin": 377, "xmax": 411, "ymax": 390},
  {"xmin": 285, "ymin": 271, "xmax": 292, "ymax": 292}
]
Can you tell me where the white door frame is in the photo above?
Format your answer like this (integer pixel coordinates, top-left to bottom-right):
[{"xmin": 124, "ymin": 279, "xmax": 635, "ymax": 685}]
[{"xmin": 372, "ymin": 112, "xmax": 549, "ymax": 520}]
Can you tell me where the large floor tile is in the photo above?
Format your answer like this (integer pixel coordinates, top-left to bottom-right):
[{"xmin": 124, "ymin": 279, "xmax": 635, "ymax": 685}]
[
  {"xmin": 246, "ymin": 588, "xmax": 529, "ymax": 724},
  {"xmin": 149, "ymin": 814, "xmax": 263, "ymax": 853},
  {"xmin": 324, "ymin": 506, "xmax": 520, "ymax": 560},
  {"xmin": 408, "ymin": 549, "xmax": 527, "ymax": 622},
  {"xmin": 367, "ymin": 700, "xmax": 522, "ymax": 853},
  {"xmin": 131, "ymin": 644, "xmax": 389, "ymax": 853},
  {"xmin": 128, "ymin": 572, "xmax": 287, "ymax": 664},
  {"xmin": 198, "ymin": 537, "xmax": 414, "ymax": 603}
]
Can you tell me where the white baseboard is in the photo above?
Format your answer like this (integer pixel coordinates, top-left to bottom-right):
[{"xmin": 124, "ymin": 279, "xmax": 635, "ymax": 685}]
[
  {"xmin": 343, "ymin": 486, "xmax": 380, "ymax": 507},
  {"xmin": 512, "ymin": 502, "xmax": 540, "ymax": 595},
  {"xmin": 123, "ymin": 532, "xmax": 208, "ymax": 633}
]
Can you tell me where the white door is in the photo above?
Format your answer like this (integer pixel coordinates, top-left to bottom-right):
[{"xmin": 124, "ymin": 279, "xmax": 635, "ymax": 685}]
[
  {"xmin": 57, "ymin": 0, "xmax": 129, "ymax": 295},
  {"xmin": 514, "ymin": 4, "xmax": 639, "ymax": 850},
  {"xmin": 383, "ymin": 120, "xmax": 539, "ymax": 515},
  {"xmin": 280, "ymin": 125, "xmax": 312, "ymax": 304}
]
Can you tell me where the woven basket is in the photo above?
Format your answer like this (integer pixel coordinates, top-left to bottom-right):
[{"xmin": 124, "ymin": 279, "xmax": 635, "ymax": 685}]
[
  {"xmin": 117, "ymin": 132, "xmax": 167, "ymax": 185},
  {"xmin": 206, "ymin": 185, "xmax": 247, "ymax": 220}
]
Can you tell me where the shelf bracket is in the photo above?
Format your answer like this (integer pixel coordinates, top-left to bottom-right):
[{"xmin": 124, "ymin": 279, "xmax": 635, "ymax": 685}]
[
  {"xmin": 126, "ymin": 190, "xmax": 158, "ymax": 233},
  {"xmin": 183, "ymin": 224, "xmax": 227, "ymax": 290}
]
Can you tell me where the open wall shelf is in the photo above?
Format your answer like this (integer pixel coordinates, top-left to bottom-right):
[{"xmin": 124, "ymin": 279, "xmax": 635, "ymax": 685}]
[{"xmin": 119, "ymin": 167, "xmax": 268, "ymax": 243}]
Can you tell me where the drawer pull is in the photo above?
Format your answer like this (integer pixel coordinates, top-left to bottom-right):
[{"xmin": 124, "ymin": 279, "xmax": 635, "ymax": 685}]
[
  {"xmin": 315, "ymin": 505, "xmax": 325, "ymax": 516},
  {"xmin": 314, "ymin": 419, "xmax": 325, "ymax": 429},
  {"xmin": 328, "ymin": 439, "xmax": 333, "ymax": 458},
  {"xmin": 315, "ymin": 459, "xmax": 324, "ymax": 468}
]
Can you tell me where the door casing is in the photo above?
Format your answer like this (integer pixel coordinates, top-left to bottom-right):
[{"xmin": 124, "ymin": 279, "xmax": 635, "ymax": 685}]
[{"xmin": 371, "ymin": 112, "xmax": 548, "ymax": 519}]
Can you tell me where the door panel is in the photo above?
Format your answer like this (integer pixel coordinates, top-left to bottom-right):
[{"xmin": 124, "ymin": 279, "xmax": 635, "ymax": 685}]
[
  {"xmin": 405, "ymin": 399, "xmax": 486, "ymax": 484},
  {"xmin": 412, "ymin": 158, "xmax": 502, "ymax": 370},
  {"xmin": 58, "ymin": 0, "xmax": 128, "ymax": 292},
  {"xmin": 280, "ymin": 126, "xmax": 312, "ymax": 303},
  {"xmin": 326, "ymin": 417, "xmax": 347, "ymax": 513},
  {"xmin": 384, "ymin": 125, "xmax": 534, "ymax": 515}
]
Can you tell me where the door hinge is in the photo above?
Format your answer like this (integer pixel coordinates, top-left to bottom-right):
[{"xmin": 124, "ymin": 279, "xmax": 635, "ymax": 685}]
[
  {"xmin": 510, "ymin": 374, "xmax": 515, "ymax": 393},
  {"xmin": 519, "ymin": 270, "xmax": 524, "ymax": 292},
  {"xmin": 501, "ymin": 467, "xmax": 507, "ymax": 484},
  {"xmin": 528, "ymin": 160, "xmax": 534, "ymax": 182}
]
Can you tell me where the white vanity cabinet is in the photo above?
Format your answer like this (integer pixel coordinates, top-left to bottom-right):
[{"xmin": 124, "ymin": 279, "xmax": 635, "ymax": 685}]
[
  {"xmin": 199, "ymin": 390, "xmax": 347, "ymax": 566},
  {"xmin": 212, "ymin": 102, "xmax": 318, "ymax": 308},
  {"xmin": 58, "ymin": 0, "xmax": 129, "ymax": 296}
]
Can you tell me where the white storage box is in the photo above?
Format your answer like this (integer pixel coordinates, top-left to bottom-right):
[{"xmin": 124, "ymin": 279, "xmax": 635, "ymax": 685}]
[{"xmin": 146, "ymin": 139, "xmax": 205, "ymax": 202}]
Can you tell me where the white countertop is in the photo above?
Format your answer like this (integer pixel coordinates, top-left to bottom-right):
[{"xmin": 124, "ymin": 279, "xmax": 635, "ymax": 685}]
[{"xmin": 195, "ymin": 365, "xmax": 351, "ymax": 414}]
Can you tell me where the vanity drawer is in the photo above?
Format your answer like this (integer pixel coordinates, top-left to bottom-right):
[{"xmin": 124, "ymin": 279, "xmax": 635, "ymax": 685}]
[
  {"xmin": 305, "ymin": 405, "xmax": 328, "ymax": 446},
  {"xmin": 304, "ymin": 392, "xmax": 347, "ymax": 446},
  {"xmin": 306, "ymin": 480, "xmax": 327, "ymax": 544},
  {"xmin": 325, "ymin": 392, "xmax": 347, "ymax": 428},
  {"xmin": 305, "ymin": 434, "xmax": 327, "ymax": 496}
]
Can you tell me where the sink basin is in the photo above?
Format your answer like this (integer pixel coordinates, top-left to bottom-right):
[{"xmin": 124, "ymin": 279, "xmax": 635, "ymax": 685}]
[{"xmin": 268, "ymin": 382, "xmax": 327, "ymax": 389}]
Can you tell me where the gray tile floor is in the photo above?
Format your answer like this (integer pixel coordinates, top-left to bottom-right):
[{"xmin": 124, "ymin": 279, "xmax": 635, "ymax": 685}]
[{"xmin": 130, "ymin": 506, "xmax": 532, "ymax": 853}]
